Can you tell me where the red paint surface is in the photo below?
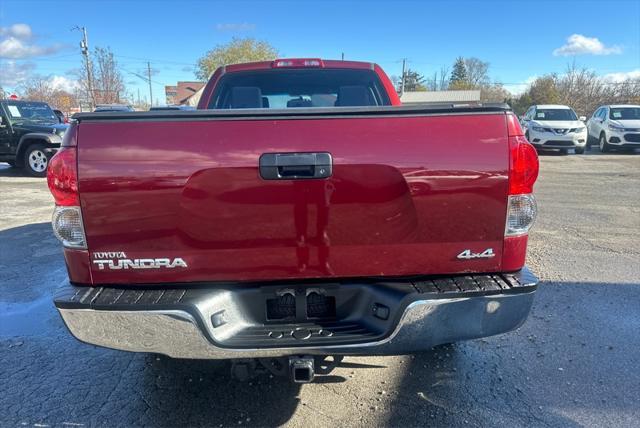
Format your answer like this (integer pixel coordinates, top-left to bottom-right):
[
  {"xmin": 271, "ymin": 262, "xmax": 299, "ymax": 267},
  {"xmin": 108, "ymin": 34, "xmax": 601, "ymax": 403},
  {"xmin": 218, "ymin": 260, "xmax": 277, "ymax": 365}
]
[
  {"xmin": 502, "ymin": 235, "xmax": 528, "ymax": 272},
  {"xmin": 75, "ymin": 113, "xmax": 514, "ymax": 285},
  {"xmin": 64, "ymin": 248, "xmax": 92, "ymax": 284}
]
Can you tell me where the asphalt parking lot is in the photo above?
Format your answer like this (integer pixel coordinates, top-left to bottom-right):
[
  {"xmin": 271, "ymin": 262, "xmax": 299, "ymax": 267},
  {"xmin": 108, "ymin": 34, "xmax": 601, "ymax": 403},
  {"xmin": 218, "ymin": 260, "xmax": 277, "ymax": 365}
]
[{"xmin": 1, "ymin": 149, "xmax": 639, "ymax": 427}]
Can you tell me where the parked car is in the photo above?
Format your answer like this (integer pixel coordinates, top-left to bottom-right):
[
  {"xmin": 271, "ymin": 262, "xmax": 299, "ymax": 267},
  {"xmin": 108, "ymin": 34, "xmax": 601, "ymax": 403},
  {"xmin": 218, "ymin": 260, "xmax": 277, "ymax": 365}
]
[
  {"xmin": 149, "ymin": 105, "xmax": 196, "ymax": 111},
  {"xmin": 521, "ymin": 104, "xmax": 588, "ymax": 154},
  {"xmin": 586, "ymin": 104, "xmax": 640, "ymax": 152},
  {"xmin": 93, "ymin": 104, "xmax": 134, "ymax": 112},
  {"xmin": 47, "ymin": 58, "xmax": 539, "ymax": 383},
  {"xmin": 53, "ymin": 109, "xmax": 68, "ymax": 124},
  {"xmin": 0, "ymin": 99, "xmax": 68, "ymax": 176}
]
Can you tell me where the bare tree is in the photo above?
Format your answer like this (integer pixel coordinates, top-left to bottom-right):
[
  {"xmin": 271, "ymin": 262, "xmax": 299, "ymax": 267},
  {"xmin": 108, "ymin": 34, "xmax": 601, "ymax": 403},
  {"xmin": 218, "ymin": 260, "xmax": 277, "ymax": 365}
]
[
  {"xmin": 425, "ymin": 66, "xmax": 450, "ymax": 91},
  {"xmin": 480, "ymin": 84, "xmax": 511, "ymax": 102},
  {"xmin": 513, "ymin": 62, "xmax": 640, "ymax": 116},
  {"xmin": 78, "ymin": 47, "xmax": 125, "ymax": 105},
  {"xmin": 19, "ymin": 76, "xmax": 80, "ymax": 114},
  {"xmin": 464, "ymin": 57, "xmax": 490, "ymax": 87}
]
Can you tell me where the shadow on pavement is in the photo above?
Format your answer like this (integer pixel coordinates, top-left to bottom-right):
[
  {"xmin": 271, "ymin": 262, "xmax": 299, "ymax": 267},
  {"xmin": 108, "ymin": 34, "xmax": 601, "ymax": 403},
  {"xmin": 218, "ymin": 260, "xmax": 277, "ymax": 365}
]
[
  {"xmin": 0, "ymin": 163, "xmax": 34, "ymax": 178},
  {"xmin": 382, "ymin": 280, "xmax": 640, "ymax": 427}
]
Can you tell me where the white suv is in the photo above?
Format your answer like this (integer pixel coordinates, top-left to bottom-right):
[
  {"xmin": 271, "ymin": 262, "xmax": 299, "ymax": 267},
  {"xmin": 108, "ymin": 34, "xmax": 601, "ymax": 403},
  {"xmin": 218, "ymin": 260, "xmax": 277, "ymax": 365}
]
[
  {"xmin": 586, "ymin": 105, "xmax": 640, "ymax": 152},
  {"xmin": 521, "ymin": 105, "xmax": 588, "ymax": 154}
]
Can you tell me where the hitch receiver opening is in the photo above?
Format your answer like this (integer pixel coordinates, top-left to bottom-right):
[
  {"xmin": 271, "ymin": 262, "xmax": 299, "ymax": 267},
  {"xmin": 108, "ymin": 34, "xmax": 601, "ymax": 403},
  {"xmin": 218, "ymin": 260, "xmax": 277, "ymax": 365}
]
[{"xmin": 289, "ymin": 356, "xmax": 315, "ymax": 383}]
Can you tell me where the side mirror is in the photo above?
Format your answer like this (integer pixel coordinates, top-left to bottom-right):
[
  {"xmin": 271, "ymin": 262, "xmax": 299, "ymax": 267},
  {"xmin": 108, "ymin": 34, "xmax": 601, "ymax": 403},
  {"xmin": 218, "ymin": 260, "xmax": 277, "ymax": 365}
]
[
  {"xmin": 0, "ymin": 116, "xmax": 6, "ymax": 128},
  {"xmin": 579, "ymin": 116, "xmax": 586, "ymax": 122}
]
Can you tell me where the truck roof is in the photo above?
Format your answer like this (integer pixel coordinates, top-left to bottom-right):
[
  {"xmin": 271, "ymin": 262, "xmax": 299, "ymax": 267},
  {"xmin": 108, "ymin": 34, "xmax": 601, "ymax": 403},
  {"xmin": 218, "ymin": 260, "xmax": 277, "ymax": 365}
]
[{"xmin": 221, "ymin": 58, "xmax": 376, "ymax": 74}]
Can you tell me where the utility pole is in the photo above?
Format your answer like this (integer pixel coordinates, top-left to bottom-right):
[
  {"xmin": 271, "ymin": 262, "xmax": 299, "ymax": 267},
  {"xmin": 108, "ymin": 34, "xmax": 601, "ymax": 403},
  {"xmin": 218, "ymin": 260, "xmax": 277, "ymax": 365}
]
[
  {"xmin": 74, "ymin": 26, "xmax": 94, "ymax": 109},
  {"xmin": 341, "ymin": 52, "xmax": 344, "ymax": 61},
  {"xmin": 400, "ymin": 58, "xmax": 407, "ymax": 96},
  {"xmin": 137, "ymin": 88, "xmax": 140, "ymax": 105},
  {"xmin": 147, "ymin": 62, "xmax": 153, "ymax": 107}
]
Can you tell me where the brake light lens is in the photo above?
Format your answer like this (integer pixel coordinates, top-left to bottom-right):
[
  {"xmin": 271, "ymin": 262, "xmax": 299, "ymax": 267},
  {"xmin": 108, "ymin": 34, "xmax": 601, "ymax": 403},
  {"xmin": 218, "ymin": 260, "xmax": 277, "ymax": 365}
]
[
  {"xmin": 509, "ymin": 135, "xmax": 539, "ymax": 194},
  {"xmin": 272, "ymin": 58, "xmax": 324, "ymax": 68},
  {"xmin": 47, "ymin": 147, "xmax": 79, "ymax": 206}
]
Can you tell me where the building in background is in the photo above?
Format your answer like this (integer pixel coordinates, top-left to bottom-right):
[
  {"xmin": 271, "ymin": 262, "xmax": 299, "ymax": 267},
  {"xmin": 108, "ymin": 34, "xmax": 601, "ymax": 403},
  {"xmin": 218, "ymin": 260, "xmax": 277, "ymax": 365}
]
[
  {"xmin": 400, "ymin": 90, "xmax": 481, "ymax": 105},
  {"xmin": 165, "ymin": 81, "xmax": 206, "ymax": 105}
]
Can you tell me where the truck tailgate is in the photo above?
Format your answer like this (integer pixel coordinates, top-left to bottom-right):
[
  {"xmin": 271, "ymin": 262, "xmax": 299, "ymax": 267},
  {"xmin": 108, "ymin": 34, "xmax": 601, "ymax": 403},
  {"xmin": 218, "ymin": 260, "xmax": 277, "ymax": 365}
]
[{"xmin": 76, "ymin": 108, "xmax": 510, "ymax": 284}]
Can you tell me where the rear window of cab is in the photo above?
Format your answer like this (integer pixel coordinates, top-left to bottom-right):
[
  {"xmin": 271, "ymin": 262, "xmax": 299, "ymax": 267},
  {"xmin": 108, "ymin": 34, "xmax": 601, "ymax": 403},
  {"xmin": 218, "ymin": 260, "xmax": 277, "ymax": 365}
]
[{"xmin": 208, "ymin": 68, "xmax": 391, "ymax": 109}]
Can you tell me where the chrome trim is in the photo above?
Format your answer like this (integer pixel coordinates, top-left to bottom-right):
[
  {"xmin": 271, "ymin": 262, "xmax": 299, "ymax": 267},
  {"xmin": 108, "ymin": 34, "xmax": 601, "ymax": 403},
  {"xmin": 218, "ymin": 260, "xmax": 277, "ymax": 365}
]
[{"xmin": 57, "ymin": 291, "xmax": 535, "ymax": 359}]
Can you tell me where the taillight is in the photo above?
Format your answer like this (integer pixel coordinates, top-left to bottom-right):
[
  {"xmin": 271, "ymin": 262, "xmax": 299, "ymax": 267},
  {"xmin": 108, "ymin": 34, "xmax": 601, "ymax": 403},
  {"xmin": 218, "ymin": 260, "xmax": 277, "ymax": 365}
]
[
  {"xmin": 506, "ymin": 113, "xmax": 539, "ymax": 236},
  {"xmin": 509, "ymin": 135, "xmax": 539, "ymax": 194},
  {"xmin": 47, "ymin": 147, "xmax": 79, "ymax": 206},
  {"xmin": 505, "ymin": 194, "xmax": 537, "ymax": 236},
  {"xmin": 52, "ymin": 206, "xmax": 86, "ymax": 249},
  {"xmin": 47, "ymin": 124, "xmax": 85, "ymax": 248}
]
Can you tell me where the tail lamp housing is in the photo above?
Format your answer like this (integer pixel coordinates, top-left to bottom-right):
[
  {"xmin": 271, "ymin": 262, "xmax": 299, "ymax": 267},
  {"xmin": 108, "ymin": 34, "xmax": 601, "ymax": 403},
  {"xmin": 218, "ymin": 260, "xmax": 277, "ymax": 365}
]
[
  {"xmin": 47, "ymin": 124, "xmax": 86, "ymax": 248},
  {"xmin": 506, "ymin": 114, "xmax": 539, "ymax": 236}
]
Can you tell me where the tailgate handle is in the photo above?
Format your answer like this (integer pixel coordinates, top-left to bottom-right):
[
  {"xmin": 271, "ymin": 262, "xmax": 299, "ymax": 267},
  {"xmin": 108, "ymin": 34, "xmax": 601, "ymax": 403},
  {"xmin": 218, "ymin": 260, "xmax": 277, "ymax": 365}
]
[{"xmin": 259, "ymin": 153, "xmax": 332, "ymax": 180}]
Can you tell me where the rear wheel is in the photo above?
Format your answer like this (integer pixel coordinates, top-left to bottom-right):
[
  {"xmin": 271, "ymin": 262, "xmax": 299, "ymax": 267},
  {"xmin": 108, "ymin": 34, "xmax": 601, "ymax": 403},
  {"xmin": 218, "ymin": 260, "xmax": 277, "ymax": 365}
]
[
  {"xmin": 599, "ymin": 133, "xmax": 611, "ymax": 153},
  {"xmin": 24, "ymin": 144, "xmax": 49, "ymax": 177}
]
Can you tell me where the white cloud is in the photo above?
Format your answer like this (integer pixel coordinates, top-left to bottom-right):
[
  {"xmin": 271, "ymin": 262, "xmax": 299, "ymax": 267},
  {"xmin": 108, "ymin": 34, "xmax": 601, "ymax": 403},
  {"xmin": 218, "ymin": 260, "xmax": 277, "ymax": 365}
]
[
  {"xmin": 602, "ymin": 69, "xmax": 640, "ymax": 83},
  {"xmin": 0, "ymin": 23, "xmax": 63, "ymax": 59},
  {"xmin": 49, "ymin": 75, "xmax": 79, "ymax": 92},
  {"xmin": 553, "ymin": 34, "xmax": 622, "ymax": 56},
  {"xmin": 216, "ymin": 22, "xmax": 256, "ymax": 32},
  {"xmin": 0, "ymin": 23, "xmax": 33, "ymax": 39},
  {"xmin": 0, "ymin": 61, "xmax": 36, "ymax": 87}
]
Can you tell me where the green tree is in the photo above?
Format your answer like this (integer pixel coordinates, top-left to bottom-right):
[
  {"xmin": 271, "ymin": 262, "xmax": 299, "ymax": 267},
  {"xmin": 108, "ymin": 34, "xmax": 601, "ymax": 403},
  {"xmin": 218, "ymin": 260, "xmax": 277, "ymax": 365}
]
[
  {"xmin": 196, "ymin": 38, "xmax": 279, "ymax": 80},
  {"xmin": 449, "ymin": 57, "xmax": 469, "ymax": 89},
  {"xmin": 403, "ymin": 69, "xmax": 427, "ymax": 91},
  {"xmin": 528, "ymin": 75, "xmax": 561, "ymax": 105}
]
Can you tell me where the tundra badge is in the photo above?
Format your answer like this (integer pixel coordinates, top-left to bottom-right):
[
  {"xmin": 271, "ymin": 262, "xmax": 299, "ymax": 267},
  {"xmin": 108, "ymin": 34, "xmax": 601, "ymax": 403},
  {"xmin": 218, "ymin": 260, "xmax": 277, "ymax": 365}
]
[
  {"xmin": 457, "ymin": 249, "xmax": 495, "ymax": 260},
  {"xmin": 92, "ymin": 252, "xmax": 188, "ymax": 270}
]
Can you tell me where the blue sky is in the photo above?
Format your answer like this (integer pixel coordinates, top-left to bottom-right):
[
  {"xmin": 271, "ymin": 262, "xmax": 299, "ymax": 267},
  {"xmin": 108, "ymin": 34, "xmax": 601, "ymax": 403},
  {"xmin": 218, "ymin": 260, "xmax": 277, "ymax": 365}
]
[{"xmin": 1, "ymin": 0, "xmax": 639, "ymax": 103}]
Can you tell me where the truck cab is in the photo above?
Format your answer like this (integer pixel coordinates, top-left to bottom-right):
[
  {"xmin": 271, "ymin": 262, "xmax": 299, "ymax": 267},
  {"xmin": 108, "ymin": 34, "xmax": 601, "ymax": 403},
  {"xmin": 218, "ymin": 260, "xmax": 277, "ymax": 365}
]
[{"xmin": 0, "ymin": 99, "xmax": 68, "ymax": 176}]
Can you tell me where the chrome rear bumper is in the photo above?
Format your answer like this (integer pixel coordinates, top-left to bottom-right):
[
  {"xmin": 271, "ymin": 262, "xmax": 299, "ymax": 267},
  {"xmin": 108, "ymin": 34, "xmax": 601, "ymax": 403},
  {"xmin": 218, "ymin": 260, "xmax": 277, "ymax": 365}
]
[{"xmin": 55, "ymin": 269, "xmax": 537, "ymax": 359}]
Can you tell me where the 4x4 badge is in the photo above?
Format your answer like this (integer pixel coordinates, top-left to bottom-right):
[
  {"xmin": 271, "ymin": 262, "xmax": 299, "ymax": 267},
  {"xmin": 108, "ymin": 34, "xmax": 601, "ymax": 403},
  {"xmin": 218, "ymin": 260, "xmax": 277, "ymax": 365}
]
[{"xmin": 457, "ymin": 248, "xmax": 495, "ymax": 260}]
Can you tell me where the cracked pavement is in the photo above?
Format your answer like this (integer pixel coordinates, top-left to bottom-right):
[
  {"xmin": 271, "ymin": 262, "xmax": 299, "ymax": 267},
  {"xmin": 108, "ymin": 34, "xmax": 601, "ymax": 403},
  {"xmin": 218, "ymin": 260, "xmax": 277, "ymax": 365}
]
[{"xmin": 1, "ymin": 149, "xmax": 639, "ymax": 427}]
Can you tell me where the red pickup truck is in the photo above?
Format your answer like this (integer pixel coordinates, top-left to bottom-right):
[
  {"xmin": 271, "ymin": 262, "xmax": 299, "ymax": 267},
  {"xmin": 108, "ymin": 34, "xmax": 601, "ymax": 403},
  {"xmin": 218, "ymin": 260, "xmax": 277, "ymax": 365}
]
[{"xmin": 48, "ymin": 58, "xmax": 539, "ymax": 382}]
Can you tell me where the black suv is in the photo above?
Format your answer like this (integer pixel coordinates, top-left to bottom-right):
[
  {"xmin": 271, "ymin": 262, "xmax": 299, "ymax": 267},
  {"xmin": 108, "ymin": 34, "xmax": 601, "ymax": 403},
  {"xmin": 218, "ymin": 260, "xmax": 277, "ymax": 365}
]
[{"xmin": 0, "ymin": 100, "xmax": 68, "ymax": 177}]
